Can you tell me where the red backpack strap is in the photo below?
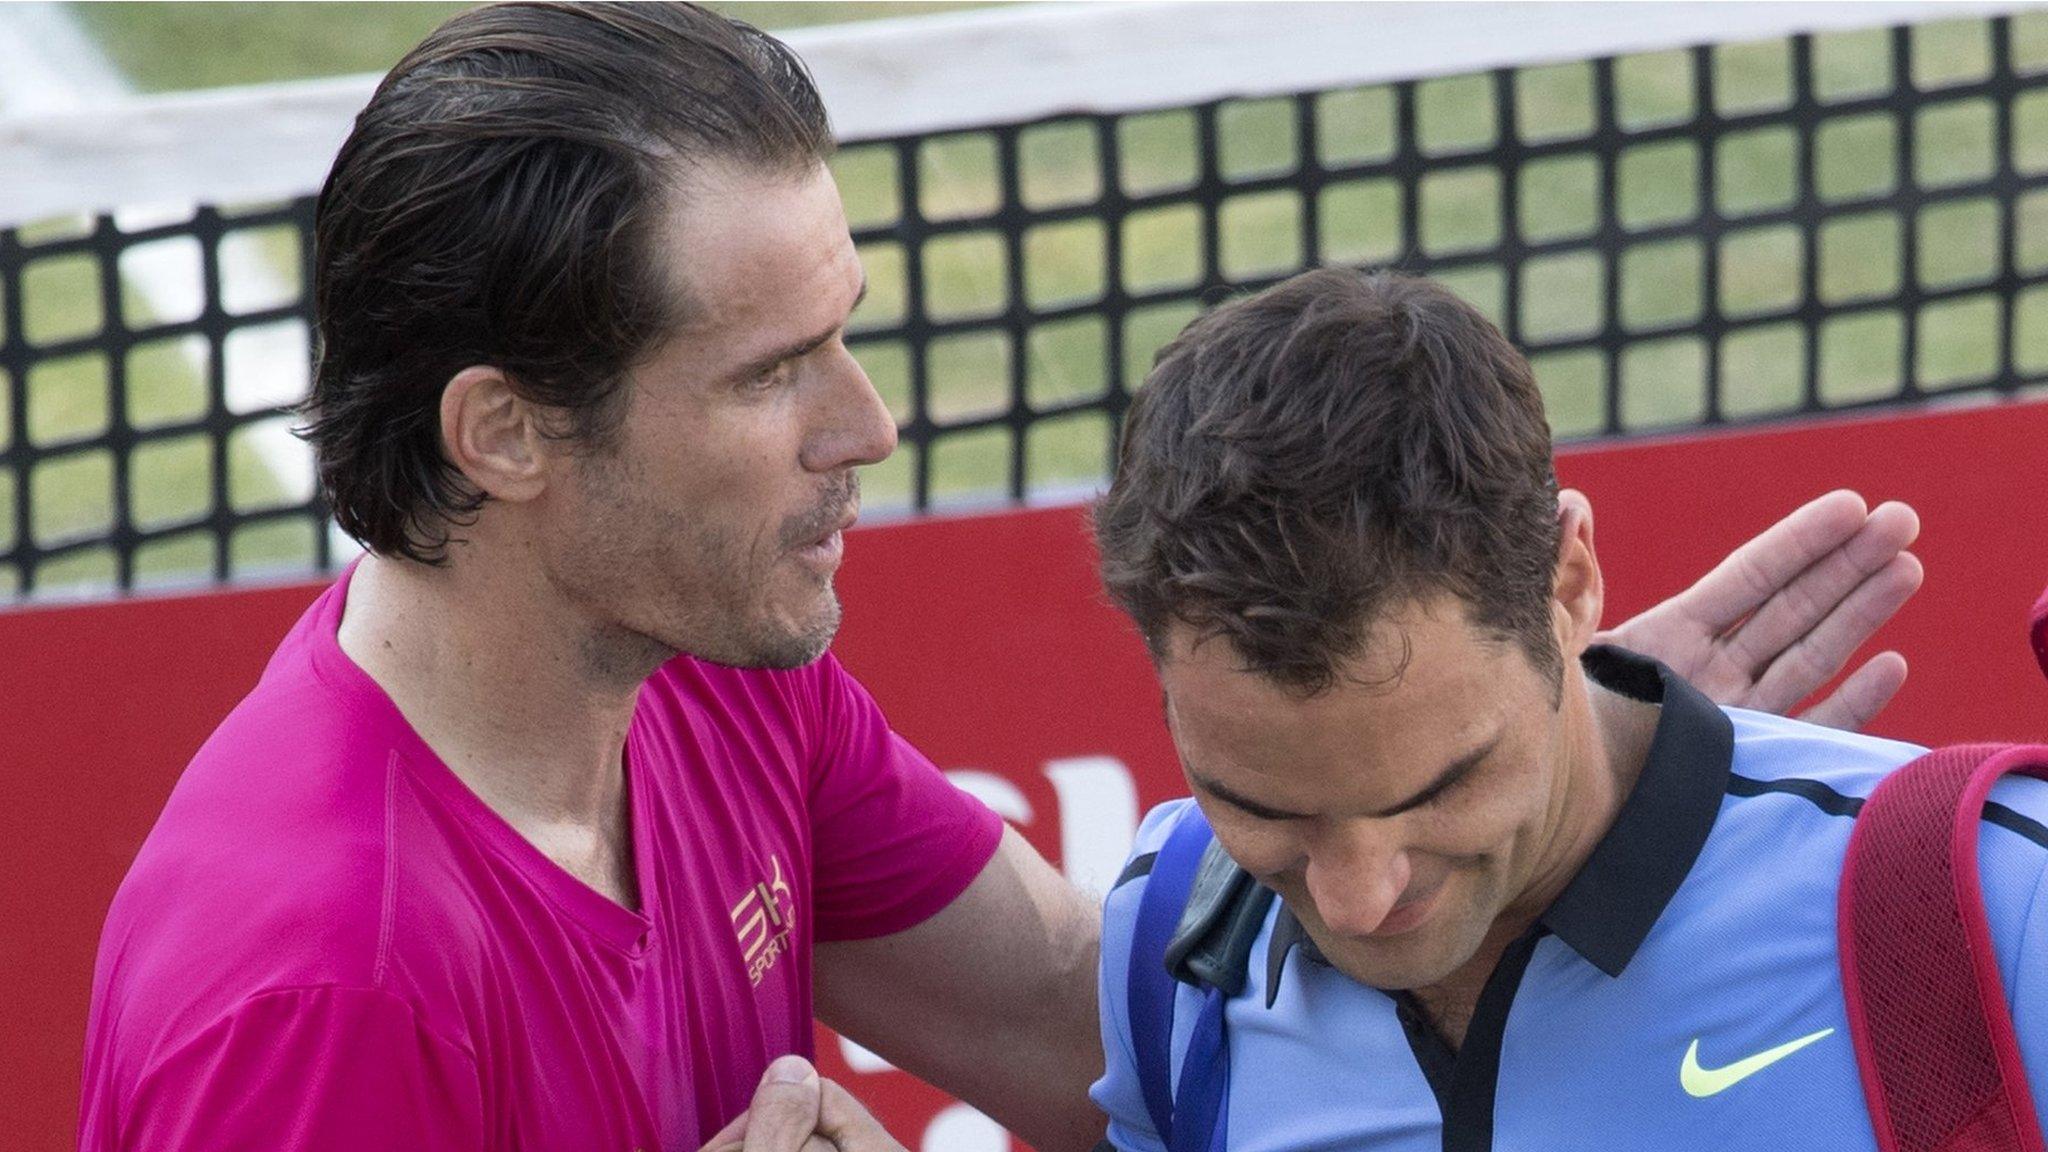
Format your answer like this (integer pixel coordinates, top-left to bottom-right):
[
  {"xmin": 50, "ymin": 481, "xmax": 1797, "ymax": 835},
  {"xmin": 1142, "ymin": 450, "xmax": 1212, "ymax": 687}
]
[
  {"xmin": 1839, "ymin": 742, "xmax": 2048, "ymax": 1152},
  {"xmin": 2030, "ymin": 584, "xmax": 2048, "ymax": 679}
]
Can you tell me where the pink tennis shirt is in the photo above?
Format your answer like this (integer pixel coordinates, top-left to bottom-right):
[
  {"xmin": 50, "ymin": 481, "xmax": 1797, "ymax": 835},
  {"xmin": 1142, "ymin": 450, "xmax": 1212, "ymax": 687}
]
[{"xmin": 79, "ymin": 563, "xmax": 1004, "ymax": 1151}]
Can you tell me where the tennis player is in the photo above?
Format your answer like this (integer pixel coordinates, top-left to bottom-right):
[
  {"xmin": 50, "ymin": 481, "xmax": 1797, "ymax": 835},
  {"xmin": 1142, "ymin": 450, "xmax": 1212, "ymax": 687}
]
[
  {"xmin": 79, "ymin": 6, "xmax": 1923, "ymax": 1152},
  {"xmin": 1089, "ymin": 268, "xmax": 2041, "ymax": 1151}
]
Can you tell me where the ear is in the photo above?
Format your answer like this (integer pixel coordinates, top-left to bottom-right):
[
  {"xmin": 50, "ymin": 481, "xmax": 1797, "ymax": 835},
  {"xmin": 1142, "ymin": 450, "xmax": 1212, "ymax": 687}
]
[
  {"xmin": 1553, "ymin": 488, "xmax": 1604, "ymax": 657},
  {"xmin": 440, "ymin": 367, "xmax": 550, "ymax": 504}
]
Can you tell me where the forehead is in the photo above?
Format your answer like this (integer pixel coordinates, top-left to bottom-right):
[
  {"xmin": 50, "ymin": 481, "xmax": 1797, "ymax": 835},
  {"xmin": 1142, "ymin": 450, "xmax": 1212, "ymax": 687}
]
[
  {"xmin": 648, "ymin": 160, "xmax": 860, "ymax": 358},
  {"xmin": 1159, "ymin": 599, "xmax": 1536, "ymax": 795}
]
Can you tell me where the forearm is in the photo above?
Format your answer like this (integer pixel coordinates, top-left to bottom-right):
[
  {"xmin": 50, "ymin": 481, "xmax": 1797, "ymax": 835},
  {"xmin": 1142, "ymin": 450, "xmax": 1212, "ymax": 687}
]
[
  {"xmin": 825, "ymin": 959, "xmax": 1102, "ymax": 1152},
  {"xmin": 815, "ymin": 829, "xmax": 1107, "ymax": 1152}
]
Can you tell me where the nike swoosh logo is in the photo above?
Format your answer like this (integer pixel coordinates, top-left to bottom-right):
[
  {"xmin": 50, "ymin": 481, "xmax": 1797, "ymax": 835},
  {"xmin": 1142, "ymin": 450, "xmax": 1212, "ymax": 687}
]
[{"xmin": 1680, "ymin": 1027, "xmax": 1835, "ymax": 1098}]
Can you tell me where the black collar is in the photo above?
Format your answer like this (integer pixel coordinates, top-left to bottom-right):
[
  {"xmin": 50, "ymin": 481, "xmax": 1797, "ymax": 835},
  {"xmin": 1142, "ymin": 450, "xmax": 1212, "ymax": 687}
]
[{"xmin": 1265, "ymin": 645, "xmax": 1733, "ymax": 1003}]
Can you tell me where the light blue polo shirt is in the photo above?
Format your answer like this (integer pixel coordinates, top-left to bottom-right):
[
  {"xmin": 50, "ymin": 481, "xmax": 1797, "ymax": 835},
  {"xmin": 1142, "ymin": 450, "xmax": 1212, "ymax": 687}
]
[{"xmin": 1094, "ymin": 648, "xmax": 2048, "ymax": 1152}]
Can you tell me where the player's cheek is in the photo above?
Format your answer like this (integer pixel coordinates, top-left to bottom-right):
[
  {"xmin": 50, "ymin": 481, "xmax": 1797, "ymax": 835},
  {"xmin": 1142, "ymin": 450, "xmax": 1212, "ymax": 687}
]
[
  {"xmin": 1411, "ymin": 790, "xmax": 1523, "ymax": 862},
  {"xmin": 1212, "ymin": 820, "xmax": 1304, "ymax": 881}
]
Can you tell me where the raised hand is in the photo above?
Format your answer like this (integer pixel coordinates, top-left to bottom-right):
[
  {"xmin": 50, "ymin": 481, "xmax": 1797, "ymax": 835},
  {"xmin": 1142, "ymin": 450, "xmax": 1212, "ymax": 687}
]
[{"xmin": 1597, "ymin": 489, "xmax": 1922, "ymax": 731}]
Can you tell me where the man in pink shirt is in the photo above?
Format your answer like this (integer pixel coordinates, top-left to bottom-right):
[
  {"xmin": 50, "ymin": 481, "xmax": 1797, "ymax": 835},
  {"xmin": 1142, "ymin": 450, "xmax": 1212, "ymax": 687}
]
[{"xmin": 79, "ymin": 5, "xmax": 1922, "ymax": 1151}]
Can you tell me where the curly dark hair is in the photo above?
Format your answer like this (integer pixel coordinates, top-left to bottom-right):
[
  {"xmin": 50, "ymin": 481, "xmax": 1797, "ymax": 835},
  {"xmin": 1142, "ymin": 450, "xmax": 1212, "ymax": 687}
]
[
  {"xmin": 300, "ymin": 2, "xmax": 834, "ymax": 562},
  {"xmin": 1094, "ymin": 267, "xmax": 1563, "ymax": 696}
]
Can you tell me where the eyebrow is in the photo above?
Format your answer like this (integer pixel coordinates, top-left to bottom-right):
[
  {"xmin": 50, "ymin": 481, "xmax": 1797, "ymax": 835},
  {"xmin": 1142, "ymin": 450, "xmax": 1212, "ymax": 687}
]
[
  {"xmin": 1188, "ymin": 733, "xmax": 1502, "ymax": 823},
  {"xmin": 726, "ymin": 277, "xmax": 869, "ymax": 384}
]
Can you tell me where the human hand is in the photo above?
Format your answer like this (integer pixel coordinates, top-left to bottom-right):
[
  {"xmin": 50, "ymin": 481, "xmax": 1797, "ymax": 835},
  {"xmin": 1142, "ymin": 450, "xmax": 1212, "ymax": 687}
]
[
  {"xmin": 815, "ymin": 1077, "xmax": 910, "ymax": 1152},
  {"xmin": 700, "ymin": 1056, "xmax": 907, "ymax": 1152},
  {"xmin": 1595, "ymin": 489, "xmax": 1922, "ymax": 731}
]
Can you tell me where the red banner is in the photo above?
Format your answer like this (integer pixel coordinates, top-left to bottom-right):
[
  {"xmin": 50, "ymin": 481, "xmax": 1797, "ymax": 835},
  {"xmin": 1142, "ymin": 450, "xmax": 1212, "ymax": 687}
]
[{"xmin": 6, "ymin": 401, "xmax": 2048, "ymax": 1150}]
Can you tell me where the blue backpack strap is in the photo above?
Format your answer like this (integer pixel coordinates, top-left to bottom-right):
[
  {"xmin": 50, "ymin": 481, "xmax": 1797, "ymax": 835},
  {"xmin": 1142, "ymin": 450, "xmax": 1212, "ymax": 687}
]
[
  {"xmin": 1127, "ymin": 806, "xmax": 1217, "ymax": 1146},
  {"xmin": 1172, "ymin": 987, "xmax": 1233, "ymax": 1152}
]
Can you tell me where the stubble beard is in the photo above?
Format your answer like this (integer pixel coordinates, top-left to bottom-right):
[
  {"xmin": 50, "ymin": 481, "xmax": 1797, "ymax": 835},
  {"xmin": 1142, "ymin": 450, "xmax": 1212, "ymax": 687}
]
[
  {"xmin": 564, "ymin": 452, "xmax": 857, "ymax": 672},
  {"xmin": 1304, "ymin": 867, "xmax": 1505, "ymax": 993},
  {"xmin": 744, "ymin": 471, "xmax": 860, "ymax": 669}
]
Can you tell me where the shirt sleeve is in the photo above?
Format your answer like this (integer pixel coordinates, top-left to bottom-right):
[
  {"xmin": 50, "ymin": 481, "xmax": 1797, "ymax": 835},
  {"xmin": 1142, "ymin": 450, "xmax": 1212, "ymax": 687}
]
[
  {"xmin": 802, "ymin": 653, "xmax": 1005, "ymax": 942},
  {"xmin": 1091, "ymin": 800, "xmax": 1196, "ymax": 1152},
  {"xmin": 120, "ymin": 986, "xmax": 484, "ymax": 1152}
]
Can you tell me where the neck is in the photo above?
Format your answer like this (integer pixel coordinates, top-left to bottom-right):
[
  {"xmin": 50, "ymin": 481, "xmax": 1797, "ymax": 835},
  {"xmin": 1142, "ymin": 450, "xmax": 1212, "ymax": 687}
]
[
  {"xmin": 1413, "ymin": 666, "xmax": 1661, "ymax": 1044},
  {"xmin": 337, "ymin": 550, "xmax": 671, "ymax": 828},
  {"xmin": 1511, "ymin": 671, "xmax": 1661, "ymax": 924}
]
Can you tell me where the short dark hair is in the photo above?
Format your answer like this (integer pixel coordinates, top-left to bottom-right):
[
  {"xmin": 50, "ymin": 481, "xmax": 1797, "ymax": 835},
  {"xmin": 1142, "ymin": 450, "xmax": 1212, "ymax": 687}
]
[
  {"xmin": 301, "ymin": 1, "xmax": 834, "ymax": 562},
  {"xmin": 1094, "ymin": 268, "xmax": 1562, "ymax": 696}
]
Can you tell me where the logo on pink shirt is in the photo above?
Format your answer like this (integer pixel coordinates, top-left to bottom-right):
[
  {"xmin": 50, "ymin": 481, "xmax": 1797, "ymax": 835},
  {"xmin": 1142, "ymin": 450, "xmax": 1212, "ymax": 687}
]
[{"xmin": 731, "ymin": 854, "xmax": 796, "ymax": 987}]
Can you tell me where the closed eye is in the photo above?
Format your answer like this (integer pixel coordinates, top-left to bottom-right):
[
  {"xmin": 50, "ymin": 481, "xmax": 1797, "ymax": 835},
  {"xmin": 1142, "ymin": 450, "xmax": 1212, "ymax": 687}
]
[
  {"xmin": 1373, "ymin": 741, "xmax": 1495, "ymax": 818},
  {"xmin": 1192, "ymin": 775, "xmax": 1315, "ymax": 822}
]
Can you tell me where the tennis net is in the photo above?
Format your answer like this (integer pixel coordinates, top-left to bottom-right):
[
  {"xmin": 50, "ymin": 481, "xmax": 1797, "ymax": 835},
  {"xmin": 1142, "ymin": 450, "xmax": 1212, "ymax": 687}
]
[{"xmin": 2, "ymin": 0, "xmax": 2044, "ymax": 599}]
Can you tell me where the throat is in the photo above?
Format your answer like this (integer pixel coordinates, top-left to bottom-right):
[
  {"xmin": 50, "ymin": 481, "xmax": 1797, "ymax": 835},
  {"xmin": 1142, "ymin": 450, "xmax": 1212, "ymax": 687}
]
[
  {"xmin": 1402, "ymin": 911, "xmax": 1531, "ymax": 1052},
  {"xmin": 519, "ymin": 808, "xmax": 643, "ymax": 913},
  {"xmin": 1406, "ymin": 959, "xmax": 1493, "ymax": 1052}
]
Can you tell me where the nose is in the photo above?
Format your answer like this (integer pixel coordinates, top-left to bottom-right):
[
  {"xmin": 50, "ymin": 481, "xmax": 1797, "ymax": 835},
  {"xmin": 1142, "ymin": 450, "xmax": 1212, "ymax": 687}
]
[
  {"xmin": 1302, "ymin": 824, "xmax": 1411, "ymax": 937},
  {"xmin": 802, "ymin": 343, "xmax": 898, "ymax": 474}
]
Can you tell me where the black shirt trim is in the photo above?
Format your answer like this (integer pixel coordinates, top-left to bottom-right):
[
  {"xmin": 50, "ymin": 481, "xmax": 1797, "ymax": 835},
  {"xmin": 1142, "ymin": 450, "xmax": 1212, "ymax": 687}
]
[
  {"xmin": 1729, "ymin": 770, "xmax": 2048, "ymax": 849},
  {"xmin": 1393, "ymin": 990, "xmax": 1457, "ymax": 1113},
  {"xmin": 1265, "ymin": 906, "xmax": 1307, "ymax": 1009},
  {"xmin": 1113, "ymin": 851, "xmax": 1159, "ymax": 891},
  {"xmin": 1537, "ymin": 646, "xmax": 1733, "ymax": 977},
  {"xmin": 1442, "ymin": 931, "xmax": 1545, "ymax": 1152},
  {"xmin": 1434, "ymin": 647, "xmax": 1733, "ymax": 1151}
]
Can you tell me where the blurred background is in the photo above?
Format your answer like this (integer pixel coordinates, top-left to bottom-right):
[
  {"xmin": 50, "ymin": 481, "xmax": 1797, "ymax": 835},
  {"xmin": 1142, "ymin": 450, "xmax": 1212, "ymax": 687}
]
[{"xmin": 10, "ymin": 1, "xmax": 2046, "ymax": 601}]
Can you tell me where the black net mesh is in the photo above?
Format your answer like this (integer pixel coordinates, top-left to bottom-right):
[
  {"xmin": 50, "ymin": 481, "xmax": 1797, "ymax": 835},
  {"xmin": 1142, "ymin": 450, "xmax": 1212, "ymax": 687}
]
[{"xmin": 6, "ymin": 14, "xmax": 2048, "ymax": 599}]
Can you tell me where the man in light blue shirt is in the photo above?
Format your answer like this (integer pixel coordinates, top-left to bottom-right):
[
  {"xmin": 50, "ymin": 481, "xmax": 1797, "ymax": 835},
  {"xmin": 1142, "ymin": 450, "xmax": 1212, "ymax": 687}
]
[{"xmin": 1088, "ymin": 267, "xmax": 2048, "ymax": 1151}]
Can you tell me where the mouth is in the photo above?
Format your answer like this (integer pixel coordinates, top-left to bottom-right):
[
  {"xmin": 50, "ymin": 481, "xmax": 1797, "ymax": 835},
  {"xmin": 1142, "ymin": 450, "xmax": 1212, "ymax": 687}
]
[
  {"xmin": 1365, "ymin": 883, "xmax": 1443, "ymax": 939},
  {"xmin": 789, "ymin": 504, "xmax": 859, "ymax": 574}
]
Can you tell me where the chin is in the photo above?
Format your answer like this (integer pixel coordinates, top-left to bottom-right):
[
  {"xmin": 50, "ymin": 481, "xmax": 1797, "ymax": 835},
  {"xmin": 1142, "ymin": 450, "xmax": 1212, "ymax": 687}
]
[
  {"xmin": 739, "ymin": 593, "xmax": 843, "ymax": 670},
  {"xmin": 1323, "ymin": 939, "xmax": 1462, "ymax": 992},
  {"xmin": 1311, "ymin": 909, "xmax": 1494, "ymax": 993}
]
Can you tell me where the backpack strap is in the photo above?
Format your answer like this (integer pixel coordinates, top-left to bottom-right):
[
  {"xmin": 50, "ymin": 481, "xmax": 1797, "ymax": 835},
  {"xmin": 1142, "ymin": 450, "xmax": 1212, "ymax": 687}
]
[
  {"xmin": 1127, "ymin": 807, "xmax": 1262, "ymax": 1152},
  {"xmin": 2028, "ymin": 583, "xmax": 2048, "ymax": 679},
  {"xmin": 1839, "ymin": 743, "xmax": 2048, "ymax": 1152},
  {"xmin": 1128, "ymin": 808, "xmax": 1219, "ymax": 1146}
]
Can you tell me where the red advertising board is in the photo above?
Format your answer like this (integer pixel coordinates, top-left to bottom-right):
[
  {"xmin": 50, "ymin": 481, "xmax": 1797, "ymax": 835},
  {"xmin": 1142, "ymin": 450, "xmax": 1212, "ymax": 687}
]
[{"xmin": 5, "ymin": 400, "xmax": 2048, "ymax": 1149}]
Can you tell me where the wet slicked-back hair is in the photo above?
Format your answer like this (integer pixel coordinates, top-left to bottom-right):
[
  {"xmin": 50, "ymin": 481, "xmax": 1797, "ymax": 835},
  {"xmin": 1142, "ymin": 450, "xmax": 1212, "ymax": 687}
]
[
  {"xmin": 302, "ymin": 2, "xmax": 833, "ymax": 562},
  {"xmin": 1095, "ymin": 268, "xmax": 1563, "ymax": 696}
]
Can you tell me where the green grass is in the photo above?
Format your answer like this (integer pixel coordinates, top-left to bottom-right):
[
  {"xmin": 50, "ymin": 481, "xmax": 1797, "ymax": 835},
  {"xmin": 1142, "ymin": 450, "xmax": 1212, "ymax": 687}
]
[
  {"xmin": 71, "ymin": 3, "xmax": 992, "ymax": 92},
  {"xmin": 13, "ymin": 6, "xmax": 2048, "ymax": 588}
]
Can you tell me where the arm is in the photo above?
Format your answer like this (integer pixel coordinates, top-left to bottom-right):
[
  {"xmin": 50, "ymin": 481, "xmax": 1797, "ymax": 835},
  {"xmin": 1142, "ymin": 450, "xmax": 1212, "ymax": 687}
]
[
  {"xmin": 1596, "ymin": 489, "xmax": 1922, "ymax": 729},
  {"xmin": 814, "ymin": 825, "xmax": 1104, "ymax": 1152}
]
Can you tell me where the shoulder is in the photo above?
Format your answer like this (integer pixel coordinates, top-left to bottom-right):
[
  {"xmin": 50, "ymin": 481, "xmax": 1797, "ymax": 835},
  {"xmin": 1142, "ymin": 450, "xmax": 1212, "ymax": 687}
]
[
  {"xmin": 1110, "ymin": 800, "xmax": 1207, "ymax": 895},
  {"xmin": 1722, "ymin": 706, "xmax": 1927, "ymax": 802},
  {"xmin": 1720, "ymin": 708, "xmax": 2048, "ymax": 852},
  {"xmin": 115, "ymin": 673, "xmax": 407, "ymax": 979},
  {"xmin": 1101, "ymin": 800, "xmax": 1208, "ymax": 965},
  {"xmin": 96, "ymin": 686, "xmax": 491, "ymax": 1077},
  {"xmin": 1097, "ymin": 800, "xmax": 1205, "ymax": 1054}
]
